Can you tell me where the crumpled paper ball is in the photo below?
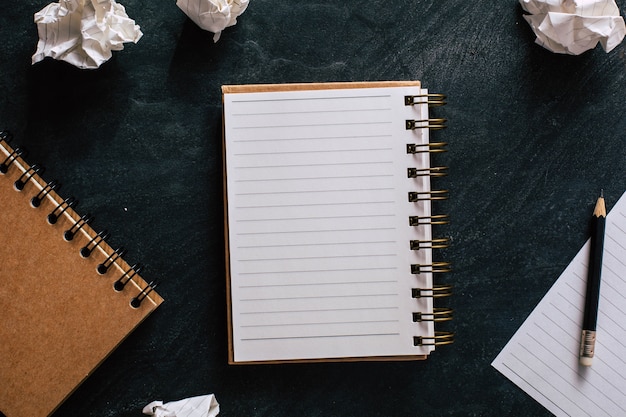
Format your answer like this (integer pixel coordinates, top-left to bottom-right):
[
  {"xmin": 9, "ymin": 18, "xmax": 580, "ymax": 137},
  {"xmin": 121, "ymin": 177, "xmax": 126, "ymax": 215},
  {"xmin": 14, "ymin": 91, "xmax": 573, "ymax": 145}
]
[
  {"xmin": 519, "ymin": 0, "xmax": 626, "ymax": 54},
  {"xmin": 32, "ymin": 0, "xmax": 143, "ymax": 69},
  {"xmin": 176, "ymin": 0, "xmax": 249, "ymax": 42},
  {"xmin": 143, "ymin": 394, "xmax": 219, "ymax": 417}
]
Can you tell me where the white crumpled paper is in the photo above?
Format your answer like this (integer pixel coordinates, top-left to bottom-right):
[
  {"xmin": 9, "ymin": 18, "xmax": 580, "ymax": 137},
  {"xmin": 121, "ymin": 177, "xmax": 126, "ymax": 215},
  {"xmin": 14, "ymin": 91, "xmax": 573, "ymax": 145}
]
[
  {"xmin": 176, "ymin": 0, "xmax": 249, "ymax": 42},
  {"xmin": 520, "ymin": 0, "xmax": 626, "ymax": 54},
  {"xmin": 32, "ymin": 0, "xmax": 143, "ymax": 69},
  {"xmin": 143, "ymin": 394, "xmax": 220, "ymax": 417}
]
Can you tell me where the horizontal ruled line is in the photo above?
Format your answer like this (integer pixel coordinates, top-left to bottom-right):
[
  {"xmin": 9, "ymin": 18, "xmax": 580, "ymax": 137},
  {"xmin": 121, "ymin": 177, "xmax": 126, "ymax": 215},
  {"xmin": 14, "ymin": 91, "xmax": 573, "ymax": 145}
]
[
  {"xmin": 235, "ymin": 174, "xmax": 394, "ymax": 183},
  {"xmin": 237, "ymin": 240, "xmax": 396, "ymax": 249},
  {"xmin": 232, "ymin": 134, "xmax": 393, "ymax": 143},
  {"xmin": 234, "ymin": 147, "xmax": 392, "ymax": 156},
  {"xmin": 238, "ymin": 254, "xmax": 396, "ymax": 263},
  {"xmin": 236, "ymin": 214, "xmax": 394, "ymax": 223},
  {"xmin": 232, "ymin": 107, "xmax": 391, "ymax": 116},
  {"xmin": 235, "ymin": 187, "xmax": 394, "ymax": 196},
  {"xmin": 240, "ymin": 293, "xmax": 398, "ymax": 302},
  {"xmin": 241, "ymin": 332, "xmax": 400, "ymax": 341},
  {"xmin": 241, "ymin": 306, "xmax": 399, "ymax": 315},
  {"xmin": 233, "ymin": 121, "xmax": 392, "ymax": 130},
  {"xmin": 235, "ymin": 201, "xmax": 395, "ymax": 210},
  {"xmin": 230, "ymin": 94, "xmax": 391, "ymax": 104},
  {"xmin": 240, "ymin": 266, "xmax": 397, "ymax": 275},
  {"xmin": 241, "ymin": 319, "xmax": 399, "ymax": 328},
  {"xmin": 236, "ymin": 227, "xmax": 395, "ymax": 236},
  {"xmin": 239, "ymin": 280, "xmax": 397, "ymax": 288},
  {"xmin": 234, "ymin": 161, "xmax": 393, "ymax": 169}
]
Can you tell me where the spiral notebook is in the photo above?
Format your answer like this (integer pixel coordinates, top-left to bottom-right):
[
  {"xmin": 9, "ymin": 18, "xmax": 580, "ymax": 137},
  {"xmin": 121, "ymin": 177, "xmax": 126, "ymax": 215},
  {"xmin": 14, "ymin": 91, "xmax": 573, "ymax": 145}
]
[
  {"xmin": 222, "ymin": 81, "xmax": 453, "ymax": 364},
  {"xmin": 0, "ymin": 132, "xmax": 164, "ymax": 417}
]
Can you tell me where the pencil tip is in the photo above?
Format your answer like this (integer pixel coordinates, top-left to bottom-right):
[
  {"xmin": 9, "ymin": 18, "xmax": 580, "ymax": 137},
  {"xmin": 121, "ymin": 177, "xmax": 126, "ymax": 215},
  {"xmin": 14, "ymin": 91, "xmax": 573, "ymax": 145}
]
[{"xmin": 594, "ymin": 191, "xmax": 607, "ymax": 217}]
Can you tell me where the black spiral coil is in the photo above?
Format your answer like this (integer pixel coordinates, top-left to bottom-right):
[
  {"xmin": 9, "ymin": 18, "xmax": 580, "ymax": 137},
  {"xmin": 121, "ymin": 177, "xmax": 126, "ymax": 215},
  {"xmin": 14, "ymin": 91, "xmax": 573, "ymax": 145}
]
[{"xmin": 0, "ymin": 131, "xmax": 159, "ymax": 308}]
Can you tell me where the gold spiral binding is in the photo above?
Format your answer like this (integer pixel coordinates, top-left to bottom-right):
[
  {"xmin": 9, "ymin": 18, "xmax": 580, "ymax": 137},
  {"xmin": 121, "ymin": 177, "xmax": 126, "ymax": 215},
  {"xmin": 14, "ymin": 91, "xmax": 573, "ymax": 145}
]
[
  {"xmin": 405, "ymin": 118, "xmax": 447, "ymax": 130},
  {"xmin": 406, "ymin": 143, "xmax": 447, "ymax": 154},
  {"xmin": 404, "ymin": 93, "xmax": 447, "ymax": 107},
  {"xmin": 408, "ymin": 166, "xmax": 448, "ymax": 178},
  {"xmin": 412, "ymin": 308, "xmax": 454, "ymax": 323},
  {"xmin": 411, "ymin": 262, "xmax": 452, "ymax": 274},
  {"xmin": 411, "ymin": 284, "xmax": 453, "ymax": 299},
  {"xmin": 408, "ymin": 190, "xmax": 449, "ymax": 202},
  {"xmin": 409, "ymin": 214, "xmax": 450, "ymax": 226},
  {"xmin": 414, "ymin": 331, "xmax": 454, "ymax": 346},
  {"xmin": 410, "ymin": 238, "xmax": 450, "ymax": 250},
  {"xmin": 403, "ymin": 93, "xmax": 453, "ymax": 348}
]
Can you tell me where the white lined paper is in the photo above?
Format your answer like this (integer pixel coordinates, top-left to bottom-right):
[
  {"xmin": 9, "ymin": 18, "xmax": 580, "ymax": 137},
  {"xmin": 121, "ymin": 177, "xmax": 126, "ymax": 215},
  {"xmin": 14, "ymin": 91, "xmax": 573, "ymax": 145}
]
[
  {"xmin": 492, "ymin": 191, "xmax": 626, "ymax": 417},
  {"xmin": 224, "ymin": 85, "xmax": 436, "ymax": 362}
]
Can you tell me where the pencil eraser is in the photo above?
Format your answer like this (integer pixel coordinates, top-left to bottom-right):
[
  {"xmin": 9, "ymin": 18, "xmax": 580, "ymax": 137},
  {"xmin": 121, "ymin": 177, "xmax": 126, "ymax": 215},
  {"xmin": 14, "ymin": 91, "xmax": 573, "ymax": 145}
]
[{"xmin": 580, "ymin": 356, "xmax": 593, "ymax": 366}]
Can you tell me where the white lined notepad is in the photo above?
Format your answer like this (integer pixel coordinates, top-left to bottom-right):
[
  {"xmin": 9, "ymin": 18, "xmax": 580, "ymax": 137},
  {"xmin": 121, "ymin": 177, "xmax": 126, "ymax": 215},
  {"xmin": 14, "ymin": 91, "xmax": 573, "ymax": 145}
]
[
  {"xmin": 492, "ymin": 191, "xmax": 626, "ymax": 417},
  {"xmin": 222, "ymin": 82, "xmax": 448, "ymax": 364}
]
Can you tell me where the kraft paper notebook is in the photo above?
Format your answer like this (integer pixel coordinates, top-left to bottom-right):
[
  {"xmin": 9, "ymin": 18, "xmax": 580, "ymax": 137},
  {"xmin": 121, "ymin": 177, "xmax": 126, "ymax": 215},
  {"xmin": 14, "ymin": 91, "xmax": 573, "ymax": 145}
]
[
  {"xmin": 222, "ymin": 81, "xmax": 453, "ymax": 364},
  {"xmin": 0, "ymin": 132, "xmax": 164, "ymax": 417}
]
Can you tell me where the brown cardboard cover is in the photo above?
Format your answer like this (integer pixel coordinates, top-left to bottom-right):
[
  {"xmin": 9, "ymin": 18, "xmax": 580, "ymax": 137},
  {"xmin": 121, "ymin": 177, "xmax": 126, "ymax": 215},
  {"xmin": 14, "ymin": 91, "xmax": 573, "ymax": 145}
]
[{"xmin": 0, "ymin": 139, "xmax": 164, "ymax": 417}]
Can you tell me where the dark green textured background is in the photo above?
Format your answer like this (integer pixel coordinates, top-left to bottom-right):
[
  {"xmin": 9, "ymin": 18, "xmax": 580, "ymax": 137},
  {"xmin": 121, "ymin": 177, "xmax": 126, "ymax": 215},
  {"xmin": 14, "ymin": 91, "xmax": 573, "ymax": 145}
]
[{"xmin": 1, "ymin": 1, "xmax": 625, "ymax": 416}]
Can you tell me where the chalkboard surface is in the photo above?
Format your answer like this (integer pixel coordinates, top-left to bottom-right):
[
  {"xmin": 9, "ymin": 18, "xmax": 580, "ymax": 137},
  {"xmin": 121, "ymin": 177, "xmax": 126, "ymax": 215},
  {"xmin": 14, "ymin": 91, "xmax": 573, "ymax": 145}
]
[{"xmin": 1, "ymin": 1, "xmax": 625, "ymax": 416}]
